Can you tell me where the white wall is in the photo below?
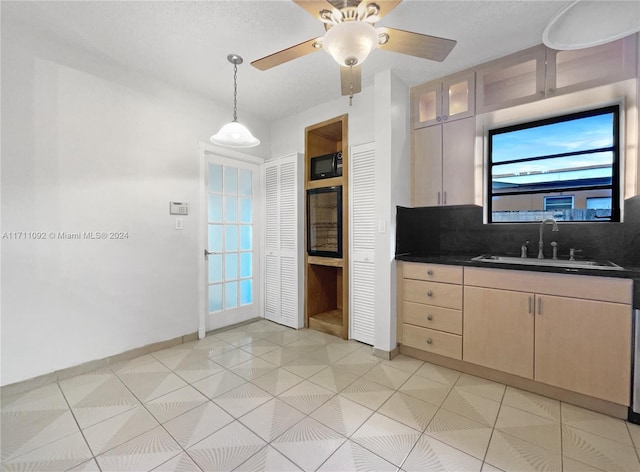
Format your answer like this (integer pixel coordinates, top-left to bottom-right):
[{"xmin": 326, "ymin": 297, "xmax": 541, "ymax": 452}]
[
  {"xmin": 270, "ymin": 86, "xmax": 375, "ymax": 158},
  {"xmin": 0, "ymin": 25, "xmax": 270, "ymax": 386},
  {"xmin": 374, "ymin": 71, "xmax": 411, "ymax": 352}
]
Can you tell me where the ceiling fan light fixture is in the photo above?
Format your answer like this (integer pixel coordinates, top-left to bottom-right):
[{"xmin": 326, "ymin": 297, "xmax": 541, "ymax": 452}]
[
  {"xmin": 211, "ymin": 54, "xmax": 260, "ymax": 148},
  {"xmin": 323, "ymin": 21, "xmax": 378, "ymax": 66}
]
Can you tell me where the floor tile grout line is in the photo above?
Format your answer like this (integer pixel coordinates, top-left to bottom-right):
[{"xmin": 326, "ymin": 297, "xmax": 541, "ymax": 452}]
[
  {"xmin": 479, "ymin": 385, "xmax": 507, "ymax": 469},
  {"xmin": 627, "ymin": 422, "xmax": 640, "ymax": 463},
  {"xmin": 55, "ymin": 381, "xmax": 103, "ymax": 472}
]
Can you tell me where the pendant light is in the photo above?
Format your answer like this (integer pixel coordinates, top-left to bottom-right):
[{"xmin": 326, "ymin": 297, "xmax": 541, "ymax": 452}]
[{"xmin": 211, "ymin": 54, "xmax": 260, "ymax": 148}]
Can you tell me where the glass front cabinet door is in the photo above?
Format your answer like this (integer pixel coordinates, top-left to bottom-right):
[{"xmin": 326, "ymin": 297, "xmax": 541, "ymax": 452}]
[{"xmin": 411, "ymin": 71, "xmax": 475, "ymax": 129}]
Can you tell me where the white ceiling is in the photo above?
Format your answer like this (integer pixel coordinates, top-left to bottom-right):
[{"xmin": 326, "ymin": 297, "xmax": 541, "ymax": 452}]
[{"xmin": 2, "ymin": 0, "xmax": 574, "ymax": 122}]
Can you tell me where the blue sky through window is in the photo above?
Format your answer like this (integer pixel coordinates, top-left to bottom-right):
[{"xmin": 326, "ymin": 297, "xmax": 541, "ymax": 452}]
[{"xmin": 491, "ymin": 112, "xmax": 614, "ymax": 185}]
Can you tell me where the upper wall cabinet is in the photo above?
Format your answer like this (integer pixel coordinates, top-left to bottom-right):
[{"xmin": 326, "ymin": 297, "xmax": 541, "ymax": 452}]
[
  {"xmin": 411, "ymin": 71, "xmax": 475, "ymax": 129},
  {"xmin": 476, "ymin": 36, "xmax": 638, "ymax": 113}
]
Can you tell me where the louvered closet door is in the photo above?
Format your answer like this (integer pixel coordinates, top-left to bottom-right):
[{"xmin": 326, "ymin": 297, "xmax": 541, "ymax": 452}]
[
  {"xmin": 350, "ymin": 142, "xmax": 376, "ymax": 345},
  {"xmin": 278, "ymin": 160, "xmax": 299, "ymax": 328},
  {"xmin": 264, "ymin": 163, "xmax": 280, "ymax": 323}
]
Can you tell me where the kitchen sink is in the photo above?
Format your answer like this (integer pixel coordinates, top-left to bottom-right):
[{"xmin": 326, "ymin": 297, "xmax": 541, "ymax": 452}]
[{"xmin": 471, "ymin": 255, "xmax": 625, "ymax": 271}]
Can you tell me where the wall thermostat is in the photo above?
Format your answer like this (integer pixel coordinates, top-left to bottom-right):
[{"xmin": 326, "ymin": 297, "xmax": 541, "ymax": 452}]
[{"xmin": 170, "ymin": 202, "xmax": 189, "ymax": 215}]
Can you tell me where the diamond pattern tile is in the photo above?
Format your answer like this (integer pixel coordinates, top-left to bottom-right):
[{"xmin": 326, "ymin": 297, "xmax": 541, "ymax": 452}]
[
  {"xmin": 95, "ymin": 426, "xmax": 182, "ymax": 471},
  {"xmin": 318, "ymin": 439, "xmax": 397, "ymax": 471},
  {"xmin": 239, "ymin": 398, "xmax": 305, "ymax": 442},
  {"xmin": 402, "ymin": 433, "xmax": 483, "ymax": 472},
  {"xmin": 350, "ymin": 412, "xmax": 421, "ymax": 467},
  {"xmin": 310, "ymin": 395, "xmax": 374, "ymax": 436},
  {"xmin": 3, "ymin": 319, "xmax": 639, "ymax": 472},
  {"xmin": 186, "ymin": 420, "xmax": 266, "ymax": 471},
  {"xmin": 271, "ymin": 417, "xmax": 346, "ymax": 471}
]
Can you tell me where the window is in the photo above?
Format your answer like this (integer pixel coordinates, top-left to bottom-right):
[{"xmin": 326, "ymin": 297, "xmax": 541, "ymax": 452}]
[
  {"xmin": 488, "ymin": 105, "xmax": 620, "ymax": 223},
  {"xmin": 544, "ymin": 195, "xmax": 574, "ymax": 211}
]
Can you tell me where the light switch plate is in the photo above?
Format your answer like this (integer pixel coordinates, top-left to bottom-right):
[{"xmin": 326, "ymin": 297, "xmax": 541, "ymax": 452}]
[{"xmin": 175, "ymin": 217, "xmax": 184, "ymax": 230}]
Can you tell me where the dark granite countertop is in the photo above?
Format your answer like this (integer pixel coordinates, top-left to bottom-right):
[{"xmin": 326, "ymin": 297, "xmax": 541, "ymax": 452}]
[{"xmin": 396, "ymin": 253, "xmax": 640, "ymax": 280}]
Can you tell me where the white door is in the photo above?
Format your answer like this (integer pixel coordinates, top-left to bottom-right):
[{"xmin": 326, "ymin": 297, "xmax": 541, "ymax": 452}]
[
  {"xmin": 264, "ymin": 162, "xmax": 280, "ymax": 323},
  {"xmin": 205, "ymin": 155, "xmax": 261, "ymax": 332},
  {"xmin": 350, "ymin": 142, "xmax": 376, "ymax": 345},
  {"xmin": 263, "ymin": 154, "xmax": 303, "ymax": 329}
]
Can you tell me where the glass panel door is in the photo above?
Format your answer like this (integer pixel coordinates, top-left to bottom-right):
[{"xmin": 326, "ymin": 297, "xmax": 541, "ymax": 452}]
[{"xmin": 206, "ymin": 156, "xmax": 260, "ymax": 331}]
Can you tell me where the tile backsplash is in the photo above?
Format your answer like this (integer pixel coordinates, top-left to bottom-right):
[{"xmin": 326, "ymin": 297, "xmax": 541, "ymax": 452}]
[{"xmin": 396, "ymin": 195, "xmax": 640, "ymax": 268}]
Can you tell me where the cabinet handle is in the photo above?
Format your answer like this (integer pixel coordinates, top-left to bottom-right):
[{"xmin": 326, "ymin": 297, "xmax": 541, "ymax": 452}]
[
  {"xmin": 443, "ymin": 191, "xmax": 447, "ymax": 205},
  {"xmin": 443, "ymin": 115, "xmax": 448, "ymax": 121},
  {"xmin": 427, "ymin": 314, "xmax": 433, "ymax": 321},
  {"xmin": 436, "ymin": 116, "xmax": 442, "ymax": 122},
  {"xmin": 537, "ymin": 297, "xmax": 542, "ymax": 315},
  {"xmin": 437, "ymin": 192, "xmax": 441, "ymax": 205},
  {"xmin": 427, "ymin": 269, "xmax": 434, "ymax": 276},
  {"xmin": 548, "ymin": 88, "xmax": 555, "ymax": 94},
  {"xmin": 427, "ymin": 290, "xmax": 433, "ymax": 297},
  {"xmin": 426, "ymin": 338, "xmax": 433, "ymax": 345},
  {"xmin": 528, "ymin": 296, "xmax": 532, "ymax": 314}
]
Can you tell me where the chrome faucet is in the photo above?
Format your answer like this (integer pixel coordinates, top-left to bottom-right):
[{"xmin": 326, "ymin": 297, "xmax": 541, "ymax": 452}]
[{"xmin": 538, "ymin": 218, "xmax": 559, "ymax": 259}]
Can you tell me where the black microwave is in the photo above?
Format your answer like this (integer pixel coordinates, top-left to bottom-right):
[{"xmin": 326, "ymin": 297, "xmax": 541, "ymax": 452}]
[{"xmin": 310, "ymin": 152, "xmax": 343, "ymax": 180}]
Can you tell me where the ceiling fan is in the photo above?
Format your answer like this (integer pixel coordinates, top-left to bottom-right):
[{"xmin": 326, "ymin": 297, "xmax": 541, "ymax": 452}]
[{"xmin": 251, "ymin": 0, "xmax": 457, "ymax": 101}]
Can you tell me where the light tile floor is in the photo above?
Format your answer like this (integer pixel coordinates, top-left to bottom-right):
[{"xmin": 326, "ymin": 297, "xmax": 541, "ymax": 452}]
[{"xmin": 2, "ymin": 319, "xmax": 640, "ymax": 471}]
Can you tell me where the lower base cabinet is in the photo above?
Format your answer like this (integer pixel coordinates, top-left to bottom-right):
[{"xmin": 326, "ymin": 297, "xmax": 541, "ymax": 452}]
[
  {"xmin": 463, "ymin": 286, "xmax": 534, "ymax": 379},
  {"xmin": 462, "ymin": 268, "xmax": 632, "ymax": 406},
  {"xmin": 534, "ymin": 294, "xmax": 631, "ymax": 405},
  {"xmin": 399, "ymin": 263, "xmax": 633, "ymax": 408}
]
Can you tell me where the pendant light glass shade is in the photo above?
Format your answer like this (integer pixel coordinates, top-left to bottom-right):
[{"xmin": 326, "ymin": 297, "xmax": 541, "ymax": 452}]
[
  {"xmin": 211, "ymin": 54, "xmax": 260, "ymax": 148},
  {"xmin": 211, "ymin": 121, "xmax": 260, "ymax": 148},
  {"xmin": 323, "ymin": 21, "xmax": 378, "ymax": 66}
]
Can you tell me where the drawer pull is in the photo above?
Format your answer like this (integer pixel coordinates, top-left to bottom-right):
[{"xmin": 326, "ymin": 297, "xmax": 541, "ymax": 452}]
[
  {"xmin": 427, "ymin": 290, "xmax": 433, "ymax": 297},
  {"xmin": 427, "ymin": 314, "xmax": 433, "ymax": 321},
  {"xmin": 426, "ymin": 338, "xmax": 433, "ymax": 345},
  {"xmin": 427, "ymin": 269, "xmax": 434, "ymax": 276}
]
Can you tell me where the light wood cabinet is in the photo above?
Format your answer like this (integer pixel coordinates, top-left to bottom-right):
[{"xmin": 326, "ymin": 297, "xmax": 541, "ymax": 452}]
[
  {"xmin": 399, "ymin": 262, "xmax": 463, "ymax": 360},
  {"xmin": 534, "ymin": 294, "xmax": 631, "ymax": 406},
  {"xmin": 412, "ymin": 116, "xmax": 475, "ymax": 207},
  {"xmin": 463, "ymin": 286, "xmax": 534, "ymax": 379},
  {"xmin": 476, "ymin": 36, "xmax": 637, "ymax": 113},
  {"xmin": 411, "ymin": 71, "xmax": 475, "ymax": 129},
  {"xmin": 463, "ymin": 267, "xmax": 632, "ymax": 405}
]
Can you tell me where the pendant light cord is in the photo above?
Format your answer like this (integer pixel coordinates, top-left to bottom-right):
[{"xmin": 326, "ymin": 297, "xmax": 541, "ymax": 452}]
[{"xmin": 233, "ymin": 63, "xmax": 238, "ymax": 122}]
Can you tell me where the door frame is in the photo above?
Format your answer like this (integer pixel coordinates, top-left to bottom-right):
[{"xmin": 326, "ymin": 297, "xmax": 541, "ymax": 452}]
[{"xmin": 198, "ymin": 142, "xmax": 265, "ymax": 338}]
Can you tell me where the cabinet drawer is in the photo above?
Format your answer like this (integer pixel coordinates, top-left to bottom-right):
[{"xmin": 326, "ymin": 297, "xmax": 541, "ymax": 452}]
[
  {"xmin": 402, "ymin": 324, "xmax": 462, "ymax": 360},
  {"xmin": 403, "ymin": 279, "xmax": 462, "ymax": 310},
  {"xmin": 403, "ymin": 262, "xmax": 463, "ymax": 284},
  {"xmin": 464, "ymin": 267, "xmax": 632, "ymax": 304},
  {"xmin": 403, "ymin": 301, "xmax": 462, "ymax": 335}
]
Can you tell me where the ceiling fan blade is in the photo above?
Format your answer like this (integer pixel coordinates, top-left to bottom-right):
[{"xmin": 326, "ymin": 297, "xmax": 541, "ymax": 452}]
[
  {"xmin": 340, "ymin": 65, "xmax": 361, "ymax": 96},
  {"xmin": 251, "ymin": 37, "xmax": 323, "ymax": 71},
  {"xmin": 377, "ymin": 27, "xmax": 456, "ymax": 62},
  {"xmin": 292, "ymin": 0, "xmax": 339, "ymax": 22}
]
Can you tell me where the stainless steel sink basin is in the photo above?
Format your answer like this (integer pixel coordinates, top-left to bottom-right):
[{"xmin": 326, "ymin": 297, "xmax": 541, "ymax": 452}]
[{"xmin": 471, "ymin": 255, "xmax": 625, "ymax": 271}]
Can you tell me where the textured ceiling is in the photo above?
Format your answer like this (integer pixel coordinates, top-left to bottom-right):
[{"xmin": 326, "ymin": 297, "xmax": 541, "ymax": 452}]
[{"xmin": 2, "ymin": 1, "xmax": 574, "ymax": 121}]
